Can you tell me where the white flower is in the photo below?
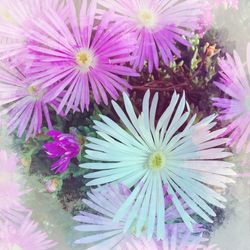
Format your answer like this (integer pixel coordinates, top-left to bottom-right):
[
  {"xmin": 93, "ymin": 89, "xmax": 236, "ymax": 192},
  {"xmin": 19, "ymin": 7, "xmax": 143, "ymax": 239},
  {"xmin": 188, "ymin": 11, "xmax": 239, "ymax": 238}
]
[{"xmin": 81, "ymin": 91, "xmax": 235, "ymax": 239}]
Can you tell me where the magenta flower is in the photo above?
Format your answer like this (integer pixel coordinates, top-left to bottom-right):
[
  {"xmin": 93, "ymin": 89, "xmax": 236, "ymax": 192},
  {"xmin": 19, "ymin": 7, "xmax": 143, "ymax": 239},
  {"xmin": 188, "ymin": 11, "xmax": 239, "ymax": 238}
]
[
  {"xmin": 26, "ymin": 0, "xmax": 138, "ymax": 114},
  {"xmin": 0, "ymin": 150, "xmax": 26, "ymax": 222},
  {"xmin": 0, "ymin": 64, "xmax": 61, "ymax": 140},
  {"xmin": 43, "ymin": 130, "xmax": 80, "ymax": 174},
  {"xmin": 212, "ymin": 44, "xmax": 250, "ymax": 153},
  {"xmin": 97, "ymin": 0, "xmax": 202, "ymax": 73},
  {"xmin": 0, "ymin": 214, "xmax": 56, "ymax": 250},
  {"xmin": 0, "ymin": 0, "xmax": 67, "ymax": 67}
]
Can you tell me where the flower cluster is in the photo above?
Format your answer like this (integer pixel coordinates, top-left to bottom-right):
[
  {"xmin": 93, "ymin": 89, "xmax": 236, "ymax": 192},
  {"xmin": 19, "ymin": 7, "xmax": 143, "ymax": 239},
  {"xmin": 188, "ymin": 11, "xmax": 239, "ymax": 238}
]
[
  {"xmin": 26, "ymin": 0, "xmax": 138, "ymax": 114},
  {"xmin": 0, "ymin": 1, "xmax": 134, "ymax": 141}
]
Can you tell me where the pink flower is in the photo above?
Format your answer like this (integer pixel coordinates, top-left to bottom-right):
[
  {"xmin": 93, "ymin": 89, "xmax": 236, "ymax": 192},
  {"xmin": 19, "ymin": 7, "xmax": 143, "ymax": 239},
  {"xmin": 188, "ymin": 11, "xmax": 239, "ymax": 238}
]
[
  {"xmin": 0, "ymin": 0, "xmax": 67, "ymax": 67},
  {"xmin": 0, "ymin": 214, "xmax": 56, "ymax": 250},
  {"xmin": 43, "ymin": 130, "xmax": 80, "ymax": 173},
  {"xmin": 0, "ymin": 150, "xmax": 26, "ymax": 222},
  {"xmin": 212, "ymin": 44, "xmax": 250, "ymax": 153},
  {"xmin": 0, "ymin": 151, "xmax": 56, "ymax": 249},
  {"xmin": 97, "ymin": 0, "xmax": 202, "ymax": 72},
  {"xmin": 74, "ymin": 184, "xmax": 208, "ymax": 249},
  {"xmin": 26, "ymin": 0, "xmax": 138, "ymax": 114},
  {"xmin": 0, "ymin": 64, "xmax": 62, "ymax": 140}
]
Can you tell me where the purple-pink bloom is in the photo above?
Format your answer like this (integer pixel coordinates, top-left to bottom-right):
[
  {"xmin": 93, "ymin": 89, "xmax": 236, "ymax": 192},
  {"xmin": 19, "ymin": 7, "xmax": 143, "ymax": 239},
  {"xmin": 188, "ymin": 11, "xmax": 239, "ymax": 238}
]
[
  {"xmin": 0, "ymin": 0, "xmax": 67, "ymax": 67},
  {"xmin": 97, "ymin": 0, "xmax": 202, "ymax": 73},
  {"xmin": 74, "ymin": 184, "xmax": 208, "ymax": 249},
  {"xmin": 43, "ymin": 130, "xmax": 80, "ymax": 174},
  {"xmin": 26, "ymin": 0, "xmax": 138, "ymax": 114},
  {"xmin": 212, "ymin": 44, "xmax": 250, "ymax": 153},
  {"xmin": 0, "ymin": 150, "xmax": 26, "ymax": 222},
  {"xmin": 0, "ymin": 64, "xmax": 61, "ymax": 140},
  {"xmin": 0, "ymin": 214, "xmax": 56, "ymax": 250}
]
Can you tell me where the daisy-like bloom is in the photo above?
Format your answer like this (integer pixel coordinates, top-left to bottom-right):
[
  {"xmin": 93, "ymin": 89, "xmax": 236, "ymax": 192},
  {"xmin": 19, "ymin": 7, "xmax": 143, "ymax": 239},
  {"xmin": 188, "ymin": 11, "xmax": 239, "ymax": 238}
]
[
  {"xmin": 97, "ymin": 0, "xmax": 202, "ymax": 73},
  {"xmin": 0, "ymin": 64, "xmax": 61, "ymax": 140},
  {"xmin": 81, "ymin": 91, "xmax": 235, "ymax": 239},
  {"xmin": 0, "ymin": 150, "xmax": 26, "ymax": 222},
  {"xmin": 0, "ymin": 214, "xmax": 56, "ymax": 250},
  {"xmin": 26, "ymin": 0, "xmax": 138, "ymax": 114},
  {"xmin": 43, "ymin": 130, "xmax": 80, "ymax": 174},
  {"xmin": 74, "ymin": 184, "xmax": 207, "ymax": 250},
  {"xmin": 212, "ymin": 44, "xmax": 250, "ymax": 153},
  {"xmin": 0, "ymin": 0, "xmax": 67, "ymax": 66}
]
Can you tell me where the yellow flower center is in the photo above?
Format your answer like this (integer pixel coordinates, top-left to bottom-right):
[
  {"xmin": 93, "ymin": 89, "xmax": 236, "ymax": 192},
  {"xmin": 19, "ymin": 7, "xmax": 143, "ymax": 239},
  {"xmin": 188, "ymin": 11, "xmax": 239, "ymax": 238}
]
[
  {"xmin": 75, "ymin": 49, "xmax": 95, "ymax": 72},
  {"xmin": 137, "ymin": 9, "xmax": 157, "ymax": 29},
  {"xmin": 27, "ymin": 86, "xmax": 37, "ymax": 95},
  {"xmin": 148, "ymin": 151, "xmax": 166, "ymax": 170},
  {"xmin": 130, "ymin": 224, "xmax": 146, "ymax": 235},
  {"xmin": 27, "ymin": 86, "xmax": 44, "ymax": 100},
  {"xmin": 0, "ymin": 8, "xmax": 13, "ymax": 23}
]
